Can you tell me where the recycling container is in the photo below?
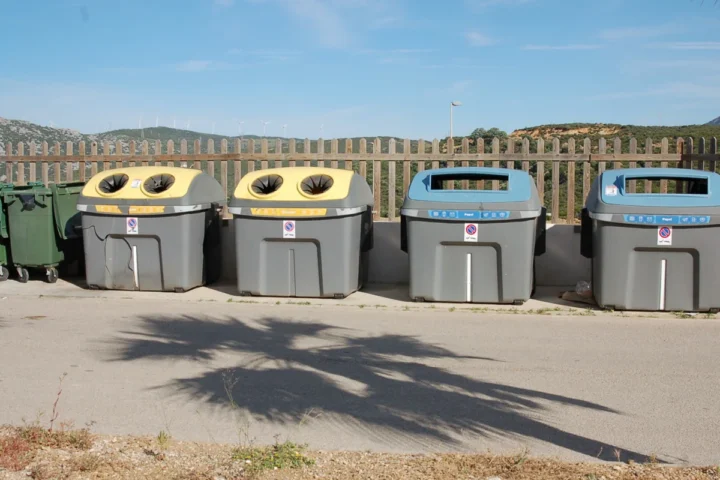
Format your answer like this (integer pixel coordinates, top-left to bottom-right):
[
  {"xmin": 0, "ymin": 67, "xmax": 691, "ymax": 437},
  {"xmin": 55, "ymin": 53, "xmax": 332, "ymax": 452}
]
[
  {"xmin": 229, "ymin": 167, "xmax": 373, "ymax": 298},
  {"xmin": 76, "ymin": 167, "xmax": 225, "ymax": 292},
  {"xmin": 2, "ymin": 181, "xmax": 85, "ymax": 283},
  {"xmin": 0, "ymin": 183, "xmax": 12, "ymax": 281},
  {"xmin": 582, "ymin": 167, "xmax": 720, "ymax": 312},
  {"xmin": 400, "ymin": 167, "xmax": 546, "ymax": 304}
]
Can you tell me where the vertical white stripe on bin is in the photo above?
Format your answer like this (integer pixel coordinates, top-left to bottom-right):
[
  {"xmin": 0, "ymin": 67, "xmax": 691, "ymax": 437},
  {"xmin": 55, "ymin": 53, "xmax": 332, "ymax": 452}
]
[
  {"xmin": 466, "ymin": 253, "xmax": 472, "ymax": 303},
  {"xmin": 132, "ymin": 245, "xmax": 139, "ymax": 290},
  {"xmin": 659, "ymin": 259, "xmax": 667, "ymax": 311}
]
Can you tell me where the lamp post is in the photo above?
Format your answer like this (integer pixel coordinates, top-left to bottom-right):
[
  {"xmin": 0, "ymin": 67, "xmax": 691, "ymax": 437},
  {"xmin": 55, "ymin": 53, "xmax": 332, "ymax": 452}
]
[{"xmin": 450, "ymin": 101, "xmax": 462, "ymax": 153}]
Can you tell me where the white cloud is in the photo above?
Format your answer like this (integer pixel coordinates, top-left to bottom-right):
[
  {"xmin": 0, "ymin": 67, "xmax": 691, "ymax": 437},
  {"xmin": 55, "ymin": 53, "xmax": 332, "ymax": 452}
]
[
  {"xmin": 175, "ymin": 60, "xmax": 213, "ymax": 72},
  {"xmin": 522, "ymin": 44, "xmax": 603, "ymax": 51},
  {"xmin": 248, "ymin": 0, "xmax": 407, "ymax": 48},
  {"xmin": 451, "ymin": 80, "xmax": 473, "ymax": 93},
  {"xmin": 467, "ymin": 0, "xmax": 532, "ymax": 7},
  {"xmin": 641, "ymin": 59, "xmax": 720, "ymax": 70},
  {"xmin": 174, "ymin": 61, "xmax": 242, "ymax": 72},
  {"xmin": 598, "ymin": 24, "xmax": 681, "ymax": 40},
  {"xmin": 275, "ymin": 0, "xmax": 351, "ymax": 48},
  {"xmin": 590, "ymin": 82, "xmax": 720, "ymax": 100},
  {"xmin": 653, "ymin": 41, "xmax": 720, "ymax": 50},
  {"xmin": 227, "ymin": 49, "xmax": 302, "ymax": 62},
  {"xmin": 370, "ymin": 16, "xmax": 400, "ymax": 29},
  {"xmin": 356, "ymin": 48, "xmax": 436, "ymax": 55},
  {"xmin": 466, "ymin": 31, "xmax": 495, "ymax": 47}
]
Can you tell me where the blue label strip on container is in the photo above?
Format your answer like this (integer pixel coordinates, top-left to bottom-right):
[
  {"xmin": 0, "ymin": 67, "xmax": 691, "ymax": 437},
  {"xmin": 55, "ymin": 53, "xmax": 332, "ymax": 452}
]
[
  {"xmin": 623, "ymin": 214, "xmax": 711, "ymax": 225},
  {"xmin": 428, "ymin": 210, "xmax": 510, "ymax": 220}
]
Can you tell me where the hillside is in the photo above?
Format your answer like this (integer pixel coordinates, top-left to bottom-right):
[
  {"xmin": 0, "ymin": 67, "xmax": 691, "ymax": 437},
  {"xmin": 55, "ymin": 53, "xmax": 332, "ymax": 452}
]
[
  {"xmin": 0, "ymin": 118, "xmax": 405, "ymax": 155},
  {"xmin": 510, "ymin": 123, "xmax": 720, "ymax": 145},
  {"xmin": 3, "ymin": 117, "xmax": 720, "ymax": 156},
  {"xmin": 708, "ymin": 116, "xmax": 720, "ymax": 126}
]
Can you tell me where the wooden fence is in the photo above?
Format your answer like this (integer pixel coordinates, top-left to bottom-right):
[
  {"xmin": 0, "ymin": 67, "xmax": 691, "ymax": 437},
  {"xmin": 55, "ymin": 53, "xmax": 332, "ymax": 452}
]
[{"xmin": 1, "ymin": 136, "xmax": 719, "ymax": 222}]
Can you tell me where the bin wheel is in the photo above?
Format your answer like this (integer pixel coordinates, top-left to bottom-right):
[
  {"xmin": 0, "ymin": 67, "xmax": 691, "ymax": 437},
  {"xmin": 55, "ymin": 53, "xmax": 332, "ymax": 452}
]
[
  {"xmin": 17, "ymin": 268, "xmax": 29, "ymax": 284},
  {"xmin": 46, "ymin": 268, "xmax": 59, "ymax": 284},
  {"xmin": 0, "ymin": 266, "xmax": 9, "ymax": 281}
]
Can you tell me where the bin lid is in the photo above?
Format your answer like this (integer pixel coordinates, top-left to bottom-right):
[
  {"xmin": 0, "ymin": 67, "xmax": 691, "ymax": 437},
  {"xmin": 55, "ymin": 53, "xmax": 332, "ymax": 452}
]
[
  {"xmin": 403, "ymin": 167, "xmax": 541, "ymax": 211},
  {"xmin": 229, "ymin": 167, "xmax": 373, "ymax": 215},
  {"xmin": 77, "ymin": 166, "xmax": 226, "ymax": 214},
  {"xmin": 588, "ymin": 168, "xmax": 720, "ymax": 211}
]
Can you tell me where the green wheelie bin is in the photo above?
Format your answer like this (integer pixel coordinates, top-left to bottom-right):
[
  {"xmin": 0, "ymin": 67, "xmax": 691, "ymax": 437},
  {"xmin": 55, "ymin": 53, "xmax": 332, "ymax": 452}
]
[
  {"xmin": 3, "ymin": 182, "xmax": 85, "ymax": 283},
  {"xmin": 0, "ymin": 183, "xmax": 13, "ymax": 281}
]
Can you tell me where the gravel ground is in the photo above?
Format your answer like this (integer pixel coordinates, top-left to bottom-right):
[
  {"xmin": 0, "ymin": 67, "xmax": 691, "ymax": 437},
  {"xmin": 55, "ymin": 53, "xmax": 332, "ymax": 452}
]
[{"xmin": 2, "ymin": 429, "xmax": 719, "ymax": 480}]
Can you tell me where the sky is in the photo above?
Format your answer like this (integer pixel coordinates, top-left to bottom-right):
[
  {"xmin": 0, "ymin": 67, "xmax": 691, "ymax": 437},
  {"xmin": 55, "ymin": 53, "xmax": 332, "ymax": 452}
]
[{"xmin": 0, "ymin": 0, "xmax": 719, "ymax": 138}]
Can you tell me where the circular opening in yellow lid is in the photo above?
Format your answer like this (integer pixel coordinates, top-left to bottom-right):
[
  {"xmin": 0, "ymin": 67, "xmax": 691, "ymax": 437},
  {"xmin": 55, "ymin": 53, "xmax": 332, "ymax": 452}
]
[
  {"xmin": 142, "ymin": 174, "xmax": 176, "ymax": 196},
  {"xmin": 299, "ymin": 174, "xmax": 334, "ymax": 199},
  {"xmin": 249, "ymin": 174, "xmax": 284, "ymax": 198},
  {"xmin": 96, "ymin": 174, "xmax": 129, "ymax": 196}
]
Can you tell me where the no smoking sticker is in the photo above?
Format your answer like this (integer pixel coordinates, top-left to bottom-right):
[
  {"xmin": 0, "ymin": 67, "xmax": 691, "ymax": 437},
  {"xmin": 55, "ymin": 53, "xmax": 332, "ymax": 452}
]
[
  {"xmin": 127, "ymin": 217, "xmax": 138, "ymax": 235},
  {"xmin": 283, "ymin": 220, "xmax": 296, "ymax": 239},
  {"xmin": 464, "ymin": 223, "xmax": 478, "ymax": 242},
  {"xmin": 657, "ymin": 226, "xmax": 672, "ymax": 246}
]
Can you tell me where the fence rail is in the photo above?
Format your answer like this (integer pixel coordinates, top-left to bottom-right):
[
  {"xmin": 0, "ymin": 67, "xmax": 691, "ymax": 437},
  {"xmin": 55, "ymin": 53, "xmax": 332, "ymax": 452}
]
[{"xmin": 2, "ymin": 136, "xmax": 719, "ymax": 222}]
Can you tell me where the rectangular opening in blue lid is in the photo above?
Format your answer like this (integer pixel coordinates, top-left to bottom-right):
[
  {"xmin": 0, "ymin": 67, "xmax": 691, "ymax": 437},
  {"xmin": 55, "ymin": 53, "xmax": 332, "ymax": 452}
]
[
  {"xmin": 623, "ymin": 175, "xmax": 707, "ymax": 195},
  {"xmin": 429, "ymin": 172, "xmax": 509, "ymax": 191}
]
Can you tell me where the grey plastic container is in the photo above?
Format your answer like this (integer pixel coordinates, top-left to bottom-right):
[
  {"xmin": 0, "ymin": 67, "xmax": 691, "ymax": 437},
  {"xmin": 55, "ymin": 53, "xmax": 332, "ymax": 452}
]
[
  {"xmin": 400, "ymin": 167, "xmax": 546, "ymax": 304},
  {"xmin": 228, "ymin": 167, "xmax": 373, "ymax": 298},
  {"xmin": 582, "ymin": 168, "xmax": 720, "ymax": 312},
  {"xmin": 76, "ymin": 167, "xmax": 225, "ymax": 292}
]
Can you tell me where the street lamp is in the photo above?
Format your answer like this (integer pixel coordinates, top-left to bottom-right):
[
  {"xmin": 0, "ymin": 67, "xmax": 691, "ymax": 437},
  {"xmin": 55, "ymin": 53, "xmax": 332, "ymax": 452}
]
[{"xmin": 450, "ymin": 101, "xmax": 462, "ymax": 153}]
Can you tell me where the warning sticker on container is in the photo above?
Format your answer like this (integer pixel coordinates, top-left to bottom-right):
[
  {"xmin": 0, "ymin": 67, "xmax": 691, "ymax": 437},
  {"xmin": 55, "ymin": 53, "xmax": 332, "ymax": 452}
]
[
  {"xmin": 657, "ymin": 226, "xmax": 672, "ymax": 246},
  {"xmin": 127, "ymin": 217, "xmax": 139, "ymax": 235},
  {"xmin": 283, "ymin": 220, "xmax": 296, "ymax": 239},
  {"xmin": 605, "ymin": 185, "xmax": 618, "ymax": 196},
  {"xmin": 464, "ymin": 223, "xmax": 478, "ymax": 242},
  {"xmin": 131, "ymin": 179, "xmax": 142, "ymax": 188}
]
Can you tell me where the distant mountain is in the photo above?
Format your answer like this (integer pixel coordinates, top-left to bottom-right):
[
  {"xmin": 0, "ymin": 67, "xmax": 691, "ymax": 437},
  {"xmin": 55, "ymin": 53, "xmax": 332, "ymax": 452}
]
[
  {"xmin": 3, "ymin": 117, "xmax": 720, "ymax": 157},
  {"xmin": 0, "ymin": 118, "xmax": 265, "ymax": 155},
  {"xmin": 0, "ymin": 117, "xmax": 406, "ymax": 155}
]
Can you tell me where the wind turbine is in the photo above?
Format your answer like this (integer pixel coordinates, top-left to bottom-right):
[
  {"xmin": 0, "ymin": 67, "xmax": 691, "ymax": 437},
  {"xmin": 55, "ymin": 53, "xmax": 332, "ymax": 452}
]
[
  {"xmin": 320, "ymin": 124, "xmax": 324, "ymax": 137},
  {"xmin": 186, "ymin": 119, "xmax": 191, "ymax": 130},
  {"xmin": 283, "ymin": 124, "xmax": 288, "ymax": 138},
  {"xmin": 212, "ymin": 121, "xmax": 216, "ymax": 135},
  {"xmin": 49, "ymin": 121, "xmax": 54, "ymax": 128},
  {"xmin": 261, "ymin": 120, "xmax": 271, "ymax": 137},
  {"xmin": 173, "ymin": 117, "xmax": 176, "ymax": 129},
  {"xmin": 155, "ymin": 115, "xmax": 159, "ymax": 128}
]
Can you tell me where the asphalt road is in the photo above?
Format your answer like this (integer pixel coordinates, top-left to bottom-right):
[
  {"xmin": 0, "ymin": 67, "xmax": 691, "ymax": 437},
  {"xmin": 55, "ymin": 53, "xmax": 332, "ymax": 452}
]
[{"xmin": 0, "ymin": 294, "xmax": 718, "ymax": 465}]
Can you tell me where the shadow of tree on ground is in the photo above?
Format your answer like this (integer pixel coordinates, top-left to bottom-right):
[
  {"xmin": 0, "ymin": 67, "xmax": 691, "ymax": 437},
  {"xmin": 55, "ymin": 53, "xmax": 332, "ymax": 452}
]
[{"xmin": 109, "ymin": 314, "xmax": 655, "ymax": 462}]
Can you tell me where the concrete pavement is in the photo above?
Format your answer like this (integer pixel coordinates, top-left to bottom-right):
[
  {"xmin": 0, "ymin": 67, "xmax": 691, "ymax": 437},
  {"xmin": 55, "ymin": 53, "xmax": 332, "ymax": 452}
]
[{"xmin": 0, "ymin": 281, "xmax": 718, "ymax": 465}]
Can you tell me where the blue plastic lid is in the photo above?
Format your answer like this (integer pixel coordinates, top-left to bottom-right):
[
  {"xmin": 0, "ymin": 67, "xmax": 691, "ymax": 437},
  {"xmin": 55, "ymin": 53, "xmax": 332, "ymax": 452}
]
[
  {"xmin": 407, "ymin": 167, "xmax": 532, "ymax": 203},
  {"xmin": 600, "ymin": 168, "xmax": 720, "ymax": 207}
]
